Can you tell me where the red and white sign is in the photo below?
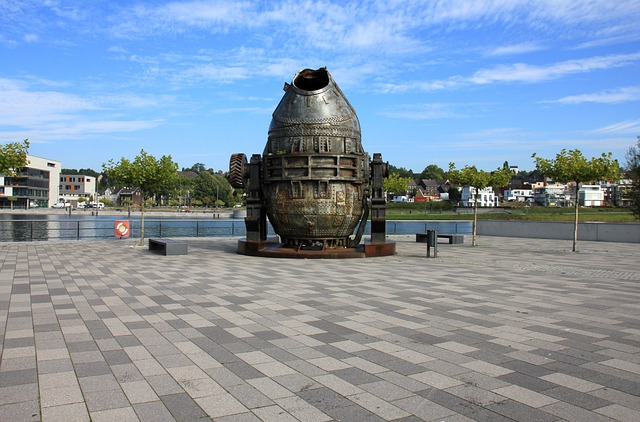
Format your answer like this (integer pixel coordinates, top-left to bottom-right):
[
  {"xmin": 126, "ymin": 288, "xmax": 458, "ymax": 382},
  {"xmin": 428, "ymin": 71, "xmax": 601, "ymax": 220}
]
[{"xmin": 114, "ymin": 220, "xmax": 130, "ymax": 238}]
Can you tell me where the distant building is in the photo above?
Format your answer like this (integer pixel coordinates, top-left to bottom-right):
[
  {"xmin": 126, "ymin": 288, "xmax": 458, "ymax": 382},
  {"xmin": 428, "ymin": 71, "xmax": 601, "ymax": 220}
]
[
  {"xmin": 461, "ymin": 186, "xmax": 496, "ymax": 207},
  {"xmin": 415, "ymin": 179, "xmax": 451, "ymax": 203},
  {"xmin": 116, "ymin": 187, "xmax": 142, "ymax": 206},
  {"xmin": 503, "ymin": 188, "xmax": 533, "ymax": 202},
  {"xmin": 599, "ymin": 179, "xmax": 632, "ymax": 207},
  {"xmin": 578, "ymin": 184, "xmax": 604, "ymax": 207},
  {"xmin": 533, "ymin": 183, "xmax": 566, "ymax": 207},
  {"xmin": 59, "ymin": 174, "xmax": 96, "ymax": 206},
  {"xmin": 0, "ymin": 155, "xmax": 61, "ymax": 209}
]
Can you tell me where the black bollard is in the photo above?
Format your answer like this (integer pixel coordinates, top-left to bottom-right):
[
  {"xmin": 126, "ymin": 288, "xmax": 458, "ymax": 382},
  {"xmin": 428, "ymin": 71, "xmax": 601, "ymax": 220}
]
[{"xmin": 426, "ymin": 230, "xmax": 437, "ymax": 258}]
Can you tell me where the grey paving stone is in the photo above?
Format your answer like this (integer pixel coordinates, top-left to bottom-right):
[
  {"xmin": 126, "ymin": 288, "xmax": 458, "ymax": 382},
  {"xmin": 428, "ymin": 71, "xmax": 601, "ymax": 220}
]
[
  {"xmin": 332, "ymin": 367, "xmax": 382, "ymax": 385},
  {"xmin": 0, "ymin": 368, "xmax": 37, "ymax": 387},
  {"xmin": 486, "ymin": 399, "xmax": 559, "ymax": 422},
  {"xmin": 0, "ymin": 383, "xmax": 38, "ymax": 406},
  {"xmin": 1, "ymin": 236, "xmax": 640, "ymax": 421},
  {"xmin": 498, "ymin": 372, "xmax": 558, "ymax": 392},
  {"xmin": 84, "ymin": 388, "xmax": 130, "ymax": 412},
  {"xmin": 133, "ymin": 401, "xmax": 177, "ymax": 422},
  {"xmin": 543, "ymin": 386, "xmax": 612, "ymax": 410},
  {"xmin": 0, "ymin": 399, "xmax": 40, "ymax": 422},
  {"xmin": 160, "ymin": 392, "xmax": 209, "ymax": 421}
]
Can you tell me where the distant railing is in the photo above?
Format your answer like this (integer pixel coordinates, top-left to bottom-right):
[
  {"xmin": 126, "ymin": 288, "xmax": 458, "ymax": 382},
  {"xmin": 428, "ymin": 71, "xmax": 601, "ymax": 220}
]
[
  {"xmin": 0, "ymin": 219, "xmax": 472, "ymax": 242},
  {"xmin": 0, "ymin": 219, "xmax": 253, "ymax": 242}
]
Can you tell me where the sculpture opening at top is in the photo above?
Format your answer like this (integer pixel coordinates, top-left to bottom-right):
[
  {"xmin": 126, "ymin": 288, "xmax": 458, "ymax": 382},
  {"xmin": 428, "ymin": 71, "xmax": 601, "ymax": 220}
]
[{"xmin": 230, "ymin": 67, "xmax": 393, "ymax": 257}]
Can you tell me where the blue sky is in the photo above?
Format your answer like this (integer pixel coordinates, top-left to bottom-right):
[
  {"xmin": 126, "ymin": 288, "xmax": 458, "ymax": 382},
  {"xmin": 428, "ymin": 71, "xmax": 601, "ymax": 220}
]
[{"xmin": 1, "ymin": 0, "xmax": 639, "ymax": 174}]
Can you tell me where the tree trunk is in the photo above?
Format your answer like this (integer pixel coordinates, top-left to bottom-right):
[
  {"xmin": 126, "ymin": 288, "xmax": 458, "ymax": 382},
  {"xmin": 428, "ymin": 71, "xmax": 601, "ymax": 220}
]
[
  {"xmin": 572, "ymin": 185, "xmax": 579, "ymax": 252},
  {"xmin": 472, "ymin": 188, "xmax": 478, "ymax": 246},
  {"xmin": 139, "ymin": 196, "xmax": 146, "ymax": 247}
]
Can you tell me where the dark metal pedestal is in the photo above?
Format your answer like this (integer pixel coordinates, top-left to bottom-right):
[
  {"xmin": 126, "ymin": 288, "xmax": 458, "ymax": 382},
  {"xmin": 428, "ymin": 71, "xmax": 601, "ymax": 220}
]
[{"xmin": 237, "ymin": 239, "xmax": 396, "ymax": 259}]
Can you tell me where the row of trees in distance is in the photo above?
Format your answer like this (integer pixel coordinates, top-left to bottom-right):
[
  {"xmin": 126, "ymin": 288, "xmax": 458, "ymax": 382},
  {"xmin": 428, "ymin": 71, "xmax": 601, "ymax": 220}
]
[{"xmin": 2, "ymin": 138, "xmax": 639, "ymax": 251}]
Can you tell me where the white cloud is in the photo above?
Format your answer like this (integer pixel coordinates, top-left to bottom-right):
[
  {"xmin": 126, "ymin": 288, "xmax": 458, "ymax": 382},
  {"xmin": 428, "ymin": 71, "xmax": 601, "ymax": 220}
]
[
  {"xmin": 0, "ymin": 78, "xmax": 166, "ymax": 139},
  {"xmin": 591, "ymin": 119, "xmax": 640, "ymax": 135},
  {"xmin": 172, "ymin": 64, "xmax": 249, "ymax": 86},
  {"xmin": 486, "ymin": 42, "xmax": 544, "ymax": 57},
  {"xmin": 469, "ymin": 53, "xmax": 640, "ymax": 84},
  {"xmin": 380, "ymin": 103, "xmax": 464, "ymax": 120},
  {"xmin": 0, "ymin": 78, "xmax": 96, "ymax": 125},
  {"xmin": 382, "ymin": 52, "xmax": 640, "ymax": 93},
  {"xmin": 546, "ymin": 86, "xmax": 640, "ymax": 104}
]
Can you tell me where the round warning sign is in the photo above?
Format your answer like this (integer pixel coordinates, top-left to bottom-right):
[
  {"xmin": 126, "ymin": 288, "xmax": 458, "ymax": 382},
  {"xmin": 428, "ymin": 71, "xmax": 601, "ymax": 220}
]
[{"xmin": 114, "ymin": 220, "xmax": 130, "ymax": 238}]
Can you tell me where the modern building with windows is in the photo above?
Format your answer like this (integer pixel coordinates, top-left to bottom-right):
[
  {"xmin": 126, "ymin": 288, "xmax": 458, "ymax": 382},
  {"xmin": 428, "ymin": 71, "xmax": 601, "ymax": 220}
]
[
  {"xmin": 578, "ymin": 184, "xmax": 604, "ymax": 207},
  {"xmin": 0, "ymin": 155, "xmax": 61, "ymax": 209},
  {"xmin": 59, "ymin": 174, "xmax": 96, "ymax": 206},
  {"xmin": 461, "ymin": 186, "xmax": 496, "ymax": 207},
  {"xmin": 503, "ymin": 188, "xmax": 533, "ymax": 202},
  {"xmin": 533, "ymin": 183, "xmax": 567, "ymax": 207}
]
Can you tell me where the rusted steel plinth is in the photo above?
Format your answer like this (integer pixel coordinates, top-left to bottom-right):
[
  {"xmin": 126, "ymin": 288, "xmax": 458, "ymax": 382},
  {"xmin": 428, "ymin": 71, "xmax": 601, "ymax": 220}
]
[{"xmin": 237, "ymin": 239, "xmax": 395, "ymax": 259}]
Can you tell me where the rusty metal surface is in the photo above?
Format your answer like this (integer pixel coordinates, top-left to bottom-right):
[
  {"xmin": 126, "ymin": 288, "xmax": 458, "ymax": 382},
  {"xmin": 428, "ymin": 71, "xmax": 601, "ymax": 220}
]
[{"xmin": 237, "ymin": 238, "xmax": 396, "ymax": 258}]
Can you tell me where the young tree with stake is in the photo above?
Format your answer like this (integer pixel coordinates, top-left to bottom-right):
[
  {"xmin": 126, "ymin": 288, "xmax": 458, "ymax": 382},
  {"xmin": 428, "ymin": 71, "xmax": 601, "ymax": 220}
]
[
  {"xmin": 532, "ymin": 149, "xmax": 619, "ymax": 252},
  {"xmin": 448, "ymin": 163, "xmax": 512, "ymax": 246},
  {"xmin": 103, "ymin": 150, "xmax": 179, "ymax": 245}
]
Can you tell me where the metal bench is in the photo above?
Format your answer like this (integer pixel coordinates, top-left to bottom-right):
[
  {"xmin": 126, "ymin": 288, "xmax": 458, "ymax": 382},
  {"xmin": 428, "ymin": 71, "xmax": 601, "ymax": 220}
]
[
  {"xmin": 416, "ymin": 233, "xmax": 464, "ymax": 244},
  {"xmin": 148, "ymin": 238, "xmax": 188, "ymax": 256}
]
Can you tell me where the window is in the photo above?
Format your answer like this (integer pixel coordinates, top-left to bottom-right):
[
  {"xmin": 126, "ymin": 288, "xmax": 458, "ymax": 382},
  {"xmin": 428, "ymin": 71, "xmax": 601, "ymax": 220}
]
[{"xmin": 47, "ymin": 162, "xmax": 56, "ymax": 167}]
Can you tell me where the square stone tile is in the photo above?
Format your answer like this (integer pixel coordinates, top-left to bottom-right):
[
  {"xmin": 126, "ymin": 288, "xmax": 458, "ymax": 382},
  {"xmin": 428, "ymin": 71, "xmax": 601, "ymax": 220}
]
[{"xmin": 40, "ymin": 402, "xmax": 89, "ymax": 422}]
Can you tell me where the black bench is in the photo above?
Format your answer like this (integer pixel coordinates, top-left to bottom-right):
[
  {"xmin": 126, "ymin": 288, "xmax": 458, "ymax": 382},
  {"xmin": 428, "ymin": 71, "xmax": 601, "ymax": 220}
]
[
  {"xmin": 437, "ymin": 234, "xmax": 464, "ymax": 244},
  {"xmin": 416, "ymin": 233, "xmax": 464, "ymax": 244},
  {"xmin": 148, "ymin": 238, "xmax": 188, "ymax": 256}
]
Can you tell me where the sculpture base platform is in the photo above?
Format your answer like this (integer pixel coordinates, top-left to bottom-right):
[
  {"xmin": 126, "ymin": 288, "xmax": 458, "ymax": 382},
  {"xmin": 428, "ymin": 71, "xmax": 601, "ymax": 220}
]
[{"xmin": 237, "ymin": 239, "xmax": 396, "ymax": 259}]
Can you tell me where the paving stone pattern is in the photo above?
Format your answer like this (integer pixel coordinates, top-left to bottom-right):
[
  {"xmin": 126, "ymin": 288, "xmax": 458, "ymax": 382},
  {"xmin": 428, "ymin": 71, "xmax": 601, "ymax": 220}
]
[{"xmin": 1, "ymin": 235, "xmax": 639, "ymax": 421}]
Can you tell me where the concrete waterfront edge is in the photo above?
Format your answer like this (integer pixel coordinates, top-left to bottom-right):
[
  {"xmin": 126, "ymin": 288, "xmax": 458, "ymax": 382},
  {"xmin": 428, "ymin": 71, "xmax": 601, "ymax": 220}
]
[{"xmin": 478, "ymin": 220, "xmax": 640, "ymax": 243}]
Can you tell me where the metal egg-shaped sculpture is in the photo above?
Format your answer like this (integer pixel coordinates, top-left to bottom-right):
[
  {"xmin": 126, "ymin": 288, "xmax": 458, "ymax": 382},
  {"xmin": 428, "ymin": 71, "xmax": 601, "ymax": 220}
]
[
  {"xmin": 230, "ymin": 67, "xmax": 393, "ymax": 257},
  {"xmin": 263, "ymin": 67, "xmax": 369, "ymax": 248}
]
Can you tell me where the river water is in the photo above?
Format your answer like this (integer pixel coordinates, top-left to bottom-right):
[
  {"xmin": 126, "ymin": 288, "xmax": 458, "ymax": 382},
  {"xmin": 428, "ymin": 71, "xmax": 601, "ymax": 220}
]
[{"xmin": 0, "ymin": 214, "xmax": 471, "ymax": 242}]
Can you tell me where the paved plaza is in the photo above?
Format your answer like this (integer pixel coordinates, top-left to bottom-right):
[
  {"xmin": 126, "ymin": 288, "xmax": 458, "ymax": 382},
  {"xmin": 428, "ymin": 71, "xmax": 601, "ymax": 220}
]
[{"xmin": 1, "ymin": 235, "xmax": 639, "ymax": 421}]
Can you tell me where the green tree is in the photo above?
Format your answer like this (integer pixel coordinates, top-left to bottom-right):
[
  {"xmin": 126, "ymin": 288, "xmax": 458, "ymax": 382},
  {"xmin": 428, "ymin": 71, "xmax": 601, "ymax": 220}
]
[
  {"xmin": 0, "ymin": 139, "xmax": 29, "ymax": 177},
  {"xmin": 384, "ymin": 173, "xmax": 412, "ymax": 199},
  {"xmin": 171, "ymin": 174, "xmax": 195, "ymax": 206},
  {"xmin": 186, "ymin": 163, "xmax": 207, "ymax": 174},
  {"xmin": 532, "ymin": 149, "xmax": 620, "ymax": 252},
  {"xmin": 388, "ymin": 165, "xmax": 414, "ymax": 179},
  {"xmin": 448, "ymin": 163, "xmax": 512, "ymax": 246},
  {"xmin": 103, "ymin": 149, "xmax": 179, "ymax": 245},
  {"xmin": 420, "ymin": 164, "xmax": 445, "ymax": 181},
  {"xmin": 193, "ymin": 171, "xmax": 231, "ymax": 206},
  {"xmin": 626, "ymin": 137, "xmax": 640, "ymax": 217}
]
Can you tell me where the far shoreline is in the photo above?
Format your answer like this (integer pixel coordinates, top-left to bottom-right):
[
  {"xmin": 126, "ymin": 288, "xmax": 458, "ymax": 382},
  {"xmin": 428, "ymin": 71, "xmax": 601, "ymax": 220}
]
[{"xmin": 0, "ymin": 208, "xmax": 235, "ymax": 219}]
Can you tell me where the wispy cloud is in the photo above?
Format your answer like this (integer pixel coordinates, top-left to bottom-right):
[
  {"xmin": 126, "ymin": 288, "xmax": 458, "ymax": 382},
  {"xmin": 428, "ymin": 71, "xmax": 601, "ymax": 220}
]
[
  {"xmin": 486, "ymin": 42, "xmax": 545, "ymax": 57},
  {"xmin": 591, "ymin": 119, "xmax": 640, "ymax": 135},
  {"xmin": 545, "ymin": 86, "xmax": 640, "ymax": 104},
  {"xmin": 0, "ymin": 78, "xmax": 166, "ymax": 139},
  {"xmin": 172, "ymin": 64, "xmax": 249, "ymax": 86},
  {"xmin": 0, "ymin": 78, "xmax": 96, "ymax": 126},
  {"xmin": 469, "ymin": 53, "xmax": 640, "ymax": 84},
  {"xmin": 379, "ymin": 52, "xmax": 640, "ymax": 93},
  {"xmin": 380, "ymin": 103, "xmax": 465, "ymax": 120}
]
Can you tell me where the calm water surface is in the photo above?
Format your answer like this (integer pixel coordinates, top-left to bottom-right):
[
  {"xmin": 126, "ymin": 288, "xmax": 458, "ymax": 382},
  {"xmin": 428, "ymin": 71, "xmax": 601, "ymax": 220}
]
[{"xmin": 0, "ymin": 214, "xmax": 471, "ymax": 242}]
